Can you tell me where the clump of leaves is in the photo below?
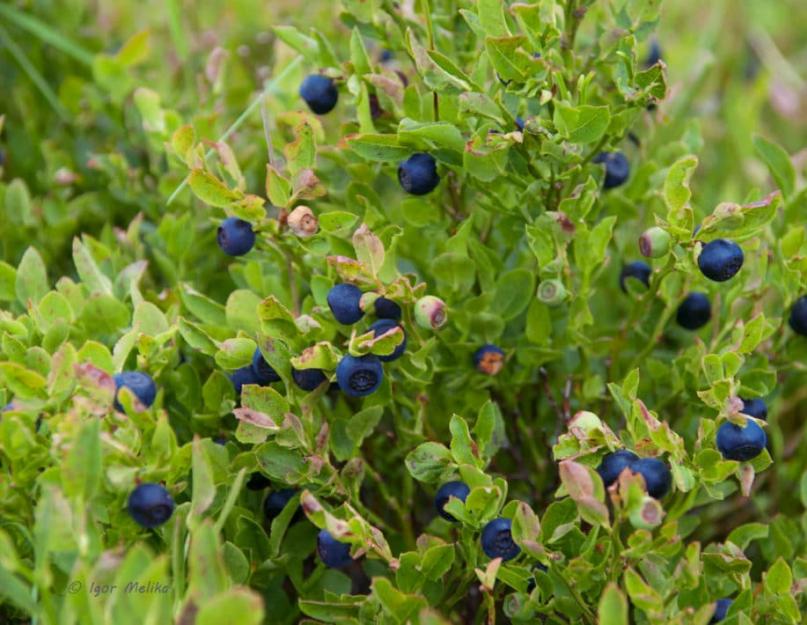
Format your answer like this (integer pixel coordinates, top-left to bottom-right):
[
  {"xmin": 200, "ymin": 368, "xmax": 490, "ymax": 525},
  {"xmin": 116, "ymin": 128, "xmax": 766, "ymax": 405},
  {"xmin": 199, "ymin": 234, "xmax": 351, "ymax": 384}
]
[{"xmin": 1, "ymin": 1, "xmax": 807, "ymax": 624}]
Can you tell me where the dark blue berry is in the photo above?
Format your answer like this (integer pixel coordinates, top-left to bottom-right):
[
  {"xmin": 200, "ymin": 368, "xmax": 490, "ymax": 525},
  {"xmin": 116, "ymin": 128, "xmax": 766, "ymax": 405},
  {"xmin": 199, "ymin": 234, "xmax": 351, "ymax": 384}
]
[
  {"xmin": 379, "ymin": 49, "xmax": 394, "ymax": 63},
  {"xmin": 246, "ymin": 472, "xmax": 272, "ymax": 491},
  {"xmin": 473, "ymin": 344, "xmax": 505, "ymax": 375},
  {"xmin": 619, "ymin": 261, "xmax": 652, "ymax": 292},
  {"xmin": 434, "ymin": 481, "xmax": 470, "ymax": 522},
  {"xmin": 710, "ymin": 598, "xmax": 732, "ymax": 623},
  {"xmin": 597, "ymin": 450, "xmax": 640, "ymax": 487},
  {"xmin": 291, "ymin": 367, "xmax": 328, "ymax": 391},
  {"xmin": 631, "ymin": 457, "xmax": 672, "ymax": 499},
  {"xmin": 317, "ymin": 530, "xmax": 352, "ymax": 568},
  {"xmin": 644, "ymin": 39, "xmax": 662, "ymax": 68},
  {"xmin": 113, "ymin": 371, "xmax": 157, "ymax": 412},
  {"xmin": 327, "ymin": 284, "xmax": 364, "ymax": 325},
  {"xmin": 217, "ymin": 217, "xmax": 255, "ymax": 256},
  {"xmin": 739, "ymin": 398, "xmax": 768, "ymax": 421},
  {"xmin": 251, "ymin": 348, "xmax": 280, "ymax": 385},
  {"xmin": 2, "ymin": 402, "xmax": 13, "ymax": 412},
  {"xmin": 789, "ymin": 295, "xmax": 807, "ymax": 335},
  {"xmin": 698, "ymin": 239, "xmax": 744, "ymax": 282},
  {"xmin": 676, "ymin": 292, "xmax": 711, "ymax": 330},
  {"xmin": 264, "ymin": 488, "xmax": 298, "ymax": 523},
  {"xmin": 481, "ymin": 517, "xmax": 520, "ymax": 561},
  {"xmin": 374, "ymin": 297, "xmax": 402, "ymax": 320},
  {"xmin": 300, "ymin": 74, "xmax": 338, "ymax": 115},
  {"xmin": 717, "ymin": 418, "xmax": 767, "ymax": 461},
  {"xmin": 369, "ymin": 319, "xmax": 407, "ymax": 362},
  {"xmin": 594, "ymin": 152, "xmax": 630, "ymax": 189},
  {"xmin": 336, "ymin": 355, "xmax": 383, "ymax": 397},
  {"xmin": 230, "ymin": 366, "xmax": 259, "ymax": 395},
  {"xmin": 515, "ymin": 116, "xmax": 525, "ymax": 131},
  {"xmin": 398, "ymin": 153, "xmax": 440, "ymax": 195},
  {"xmin": 526, "ymin": 563, "xmax": 548, "ymax": 593},
  {"xmin": 128, "ymin": 483, "xmax": 175, "ymax": 528}
]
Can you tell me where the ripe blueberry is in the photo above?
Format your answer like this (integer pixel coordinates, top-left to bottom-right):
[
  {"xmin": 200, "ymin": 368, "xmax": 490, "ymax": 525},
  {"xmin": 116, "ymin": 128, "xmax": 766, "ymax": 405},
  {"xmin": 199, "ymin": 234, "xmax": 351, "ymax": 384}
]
[
  {"xmin": 252, "ymin": 348, "xmax": 280, "ymax": 385},
  {"xmin": 317, "ymin": 529, "xmax": 353, "ymax": 568},
  {"xmin": 710, "ymin": 598, "xmax": 732, "ymax": 623},
  {"xmin": 230, "ymin": 366, "xmax": 258, "ymax": 395},
  {"xmin": 526, "ymin": 563, "xmax": 548, "ymax": 593},
  {"xmin": 327, "ymin": 283, "xmax": 364, "ymax": 325},
  {"xmin": 292, "ymin": 367, "xmax": 328, "ymax": 391},
  {"xmin": 398, "ymin": 153, "xmax": 440, "ymax": 195},
  {"xmin": 379, "ymin": 49, "xmax": 394, "ymax": 63},
  {"xmin": 631, "ymin": 457, "xmax": 672, "ymax": 499},
  {"xmin": 716, "ymin": 418, "xmax": 767, "ymax": 461},
  {"xmin": 369, "ymin": 319, "xmax": 407, "ymax": 362},
  {"xmin": 739, "ymin": 397, "xmax": 767, "ymax": 421},
  {"xmin": 336, "ymin": 355, "xmax": 383, "ymax": 397},
  {"xmin": 594, "ymin": 152, "xmax": 630, "ymax": 189},
  {"xmin": 698, "ymin": 239, "xmax": 743, "ymax": 282},
  {"xmin": 128, "ymin": 483, "xmax": 175, "ymax": 528},
  {"xmin": 676, "ymin": 292, "xmax": 711, "ymax": 330},
  {"xmin": 474, "ymin": 344, "xmax": 505, "ymax": 376},
  {"xmin": 515, "ymin": 116, "xmax": 525, "ymax": 131},
  {"xmin": 789, "ymin": 295, "xmax": 807, "ymax": 335},
  {"xmin": 481, "ymin": 517, "xmax": 520, "ymax": 561},
  {"xmin": 434, "ymin": 481, "xmax": 470, "ymax": 522},
  {"xmin": 374, "ymin": 297, "xmax": 402, "ymax": 321},
  {"xmin": 113, "ymin": 371, "xmax": 157, "ymax": 412},
  {"xmin": 597, "ymin": 450, "xmax": 640, "ymax": 487},
  {"xmin": 246, "ymin": 472, "xmax": 272, "ymax": 491},
  {"xmin": 217, "ymin": 217, "xmax": 255, "ymax": 256},
  {"xmin": 299, "ymin": 74, "xmax": 338, "ymax": 115},
  {"xmin": 644, "ymin": 39, "xmax": 662, "ymax": 68},
  {"xmin": 619, "ymin": 261, "xmax": 651, "ymax": 292},
  {"xmin": 264, "ymin": 488, "xmax": 299, "ymax": 523}
]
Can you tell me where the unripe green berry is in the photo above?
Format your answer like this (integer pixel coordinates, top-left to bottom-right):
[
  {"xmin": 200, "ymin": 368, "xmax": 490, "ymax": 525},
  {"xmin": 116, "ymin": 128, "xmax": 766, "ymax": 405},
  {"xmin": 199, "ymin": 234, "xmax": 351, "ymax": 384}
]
[
  {"xmin": 629, "ymin": 496, "xmax": 664, "ymax": 530},
  {"xmin": 537, "ymin": 279, "xmax": 567, "ymax": 306},
  {"xmin": 639, "ymin": 227, "xmax": 672, "ymax": 258},
  {"xmin": 414, "ymin": 296, "xmax": 447, "ymax": 330}
]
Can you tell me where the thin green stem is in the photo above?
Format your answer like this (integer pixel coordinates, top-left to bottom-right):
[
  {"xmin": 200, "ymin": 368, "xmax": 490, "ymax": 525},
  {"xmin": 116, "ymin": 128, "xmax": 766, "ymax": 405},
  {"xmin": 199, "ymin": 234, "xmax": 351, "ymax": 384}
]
[
  {"xmin": 0, "ymin": 4, "xmax": 94, "ymax": 66},
  {"xmin": 166, "ymin": 56, "xmax": 304, "ymax": 206}
]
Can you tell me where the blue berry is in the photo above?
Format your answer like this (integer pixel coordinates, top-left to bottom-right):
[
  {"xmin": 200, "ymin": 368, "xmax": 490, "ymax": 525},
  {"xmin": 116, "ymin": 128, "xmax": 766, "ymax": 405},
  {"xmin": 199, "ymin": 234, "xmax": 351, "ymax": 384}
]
[
  {"xmin": 300, "ymin": 74, "xmax": 338, "ymax": 115},
  {"xmin": 717, "ymin": 418, "xmax": 767, "ymax": 461},
  {"xmin": 698, "ymin": 239, "xmax": 743, "ymax": 282},
  {"xmin": 644, "ymin": 39, "xmax": 662, "ymax": 68},
  {"xmin": 379, "ymin": 49, "xmax": 394, "ymax": 63},
  {"xmin": 113, "ymin": 371, "xmax": 157, "ymax": 411},
  {"xmin": 1, "ymin": 402, "xmax": 13, "ymax": 412},
  {"xmin": 398, "ymin": 153, "xmax": 440, "ymax": 195},
  {"xmin": 676, "ymin": 292, "xmax": 711, "ymax": 330},
  {"xmin": 128, "ymin": 483, "xmax": 175, "ymax": 528},
  {"xmin": 739, "ymin": 397, "xmax": 767, "ymax": 421},
  {"xmin": 789, "ymin": 295, "xmax": 807, "ymax": 335},
  {"xmin": 434, "ymin": 481, "xmax": 470, "ymax": 522},
  {"xmin": 291, "ymin": 367, "xmax": 328, "ymax": 391},
  {"xmin": 327, "ymin": 284, "xmax": 364, "ymax": 325},
  {"xmin": 217, "ymin": 217, "xmax": 255, "ymax": 256},
  {"xmin": 481, "ymin": 517, "xmax": 520, "ymax": 561},
  {"xmin": 631, "ymin": 457, "xmax": 672, "ymax": 499},
  {"xmin": 594, "ymin": 152, "xmax": 630, "ymax": 189},
  {"xmin": 246, "ymin": 472, "xmax": 272, "ymax": 491},
  {"xmin": 374, "ymin": 297, "xmax": 402, "ymax": 320},
  {"xmin": 473, "ymin": 344, "xmax": 505, "ymax": 376},
  {"xmin": 251, "ymin": 348, "xmax": 280, "ymax": 385},
  {"xmin": 317, "ymin": 530, "xmax": 352, "ymax": 568},
  {"xmin": 369, "ymin": 319, "xmax": 407, "ymax": 362},
  {"xmin": 264, "ymin": 488, "xmax": 298, "ymax": 523},
  {"xmin": 619, "ymin": 261, "xmax": 652, "ymax": 292},
  {"xmin": 336, "ymin": 355, "xmax": 384, "ymax": 397},
  {"xmin": 597, "ymin": 450, "xmax": 640, "ymax": 487},
  {"xmin": 710, "ymin": 598, "xmax": 732, "ymax": 623},
  {"xmin": 515, "ymin": 116, "xmax": 525, "ymax": 131},
  {"xmin": 230, "ymin": 366, "xmax": 259, "ymax": 395},
  {"xmin": 526, "ymin": 563, "xmax": 548, "ymax": 593}
]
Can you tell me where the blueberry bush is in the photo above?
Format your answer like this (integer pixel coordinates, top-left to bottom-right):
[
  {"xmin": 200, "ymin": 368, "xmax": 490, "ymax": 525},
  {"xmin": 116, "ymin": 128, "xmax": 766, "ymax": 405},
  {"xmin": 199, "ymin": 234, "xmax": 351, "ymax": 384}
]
[{"xmin": 1, "ymin": 1, "xmax": 807, "ymax": 624}]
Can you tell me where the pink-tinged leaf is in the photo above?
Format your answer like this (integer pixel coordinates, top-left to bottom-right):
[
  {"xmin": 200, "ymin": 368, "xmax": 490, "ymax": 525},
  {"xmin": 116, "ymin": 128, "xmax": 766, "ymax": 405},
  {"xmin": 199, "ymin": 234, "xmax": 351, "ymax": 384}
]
[
  {"xmin": 352, "ymin": 223, "xmax": 385, "ymax": 278},
  {"xmin": 559, "ymin": 460, "xmax": 610, "ymax": 527},
  {"xmin": 740, "ymin": 464, "xmax": 755, "ymax": 497},
  {"xmin": 233, "ymin": 407, "xmax": 278, "ymax": 430},
  {"xmin": 74, "ymin": 362, "xmax": 116, "ymax": 405}
]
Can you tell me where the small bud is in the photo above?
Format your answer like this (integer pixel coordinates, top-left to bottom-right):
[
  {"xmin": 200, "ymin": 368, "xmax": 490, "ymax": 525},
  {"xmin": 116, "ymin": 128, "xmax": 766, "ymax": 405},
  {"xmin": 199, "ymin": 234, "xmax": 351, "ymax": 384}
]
[
  {"xmin": 54, "ymin": 167, "xmax": 77, "ymax": 185},
  {"xmin": 537, "ymin": 279, "xmax": 567, "ymax": 306},
  {"xmin": 568, "ymin": 411, "xmax": 602, "ymax": 438},
  {"xmin": 638, "ymin": 226, "xmax": 671, "ymax": 258},
  {"xmin": 287, "ymin": 205, "xmax": 318, "ymax": 238},
  {"xmin": 629, "ymin": 496, "xmax": 664, "ymax": 530},
  {"xmin": 359, "ymin": 292, "xmax": 379, "ymax": 313},
  {"xmin": 414, "ymin": 295, "xmax": 447, "ymax": 330}
]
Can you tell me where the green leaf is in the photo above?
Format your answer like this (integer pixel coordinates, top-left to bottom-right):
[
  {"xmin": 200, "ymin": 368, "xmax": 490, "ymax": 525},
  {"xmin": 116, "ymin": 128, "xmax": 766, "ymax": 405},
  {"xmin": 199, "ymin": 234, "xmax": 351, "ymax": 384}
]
[
  {"xmin": 347, "ymin": 133, "xmax": 410, "ymax": 161},
  {"xmin": 398, "ymin": 119, "xmax": 465, "ymax": 153},
  {"xmin": 753, "ymin": 135, "xmax": 795, "ymax": 198},
  {"xmin": 15, "ymin": 246, "xmax": 49, "ymax": 305},
  {"xmin": 372, "ymin": 577, "xmax": 426, "ymax": 624},
  {"xmin": 405, "ymin": 442, "xmax": 453, "ymax": 483},
  {"xmin": 62, "ymin": 417, "xmax": 101, "ymax": 500},
  {"xmin": 553, "ymin": 103, "xmax": 610, "ymax": 144},
  {"xmin": 265, "ymin": 165, "xmax": 292, "ymax": 208},
  {"xmin": 663, "ymin": 155, "xmax": 698, "ymax": 213},
  {"xmin": 196, "ymin": 588, "xmax": 264, "ymax": 625},
  {"xmin": 352, "ymin": 223, "xmax": 385, "ymax": 278},
  {"xmin": 598, "ymin": 583, "xmax": 628, "ymax": 625},
  {"xmin": 477, "ymin": 0, "xmax": 510, "ymax": 36},
  {"xmin": 764, "ymin": 557, "xmax": 792, "ymax": 595},
  {"xmin": 190, "ymin": 438, "xmax": 216, "ymax": 525},
  {"xmin": 491, "ymin": 269, "xmax": 535, "ymax": 320},
  {"xmin": 449, "ymin": 415, "xmax": 477, "ymax": 466},
  {"xmin": 188, "ymin": 169, "xmax": 240, "ymax": 208}
]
